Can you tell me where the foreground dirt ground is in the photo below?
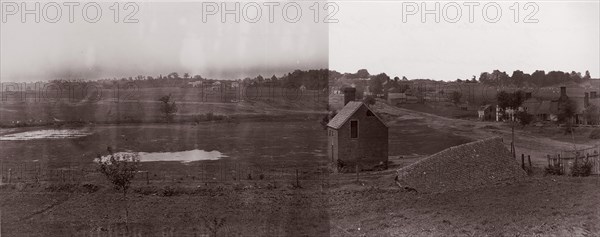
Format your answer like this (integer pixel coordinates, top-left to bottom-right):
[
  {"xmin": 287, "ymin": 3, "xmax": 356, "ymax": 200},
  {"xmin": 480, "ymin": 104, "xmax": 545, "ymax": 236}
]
[
  {"xmin": 1, "ymin": 100, "xmax": 600, "ymax": 236},
  {"xmin": 2, "ymin": 172, "xmax": 598, "ymax": 236}
]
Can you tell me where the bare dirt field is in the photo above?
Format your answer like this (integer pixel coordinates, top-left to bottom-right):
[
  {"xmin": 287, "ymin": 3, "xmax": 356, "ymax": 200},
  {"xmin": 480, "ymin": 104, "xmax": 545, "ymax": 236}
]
[{"xmin": 1, "ymin": 97, "xmax": 599, "ymax": 236}]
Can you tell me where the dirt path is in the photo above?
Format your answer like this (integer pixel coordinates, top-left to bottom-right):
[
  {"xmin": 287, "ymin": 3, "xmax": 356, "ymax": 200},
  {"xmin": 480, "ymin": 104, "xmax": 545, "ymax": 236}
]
[{"xmin": 373, "ymin": 101, "xmax": 594, "ymax": 167}]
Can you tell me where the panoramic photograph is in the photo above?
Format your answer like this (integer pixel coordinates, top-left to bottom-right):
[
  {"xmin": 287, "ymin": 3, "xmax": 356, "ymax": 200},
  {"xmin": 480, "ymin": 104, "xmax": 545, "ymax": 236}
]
[{"xmin": 1, "ymin": 0, "xmax": 599, "ymax": 236}]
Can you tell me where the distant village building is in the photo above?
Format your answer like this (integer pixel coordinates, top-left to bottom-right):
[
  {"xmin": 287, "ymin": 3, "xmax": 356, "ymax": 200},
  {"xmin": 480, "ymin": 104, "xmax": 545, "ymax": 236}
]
[
  {"xmin": 387, "ymin": 92, "xmax": 407, "ymax": 105},
  {"xmin": 327, "ymin": 88, "xmax": 388, "ymax": 172},
  {"xmin": 478, "ymin": 105, "xmax": 495, "ymax": 121},
  {"xmin": 188, "ymin": 81, "xmax": 203, "ymax": 88},
  {"xmin": 506, "ymin": 86, "xmax": 600, "ymax": 125}
]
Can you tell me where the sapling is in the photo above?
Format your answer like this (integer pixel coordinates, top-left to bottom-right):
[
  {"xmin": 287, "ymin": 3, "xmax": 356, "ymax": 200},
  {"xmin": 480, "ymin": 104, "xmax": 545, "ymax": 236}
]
[{"xmin": 96, "ymin": 146, "xmax": 140, "ymax": 228}]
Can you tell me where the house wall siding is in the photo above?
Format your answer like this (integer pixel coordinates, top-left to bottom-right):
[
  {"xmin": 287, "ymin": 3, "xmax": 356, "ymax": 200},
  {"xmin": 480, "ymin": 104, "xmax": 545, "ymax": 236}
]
[{"xmin": 334, "ymin": 105, "xmax": 388, "ymax": 172}]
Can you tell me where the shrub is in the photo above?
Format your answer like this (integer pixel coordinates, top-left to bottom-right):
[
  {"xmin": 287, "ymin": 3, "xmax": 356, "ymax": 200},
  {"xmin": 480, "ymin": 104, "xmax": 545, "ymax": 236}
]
[
  {"xmin": 544, "ymin": 164, "xmax": 563, "ymax": 176},
  {"xmin": 96, "ymin": 146, "xmax": 139, "ymax": 226},
  {"xmin": 571, "ymin": 159, "xmax": 593, "ymax": 177},
  {"xmin": 158, "ymin": 94, "xmax": 178, "ymax": 122}
]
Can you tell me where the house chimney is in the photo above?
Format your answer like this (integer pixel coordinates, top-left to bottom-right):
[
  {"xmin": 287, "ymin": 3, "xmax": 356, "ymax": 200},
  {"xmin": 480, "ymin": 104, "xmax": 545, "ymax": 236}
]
[
  {"xmin": 592, "ymin": 91, "xmax": 597, "ymax": 99},
  {"xmin": 560, "ymin": 86, "xmax": 567, "ymax": 97},
  {"xmin": 585, "ymin": 92, "xmax": 590, "ymax": 107},
  {"xmin": 344, "ymin": 87, "xmax": 356, "ymax": 105}
]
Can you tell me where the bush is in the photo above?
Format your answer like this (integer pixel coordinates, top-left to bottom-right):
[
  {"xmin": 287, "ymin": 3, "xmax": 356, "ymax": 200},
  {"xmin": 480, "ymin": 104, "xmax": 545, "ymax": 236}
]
[
  {"xmin": 571, "ymin": 159, "xmax": 593, "ymax": 177},
  {"xmin": 544, "ymin": 164, "xmax": 563, "ymax": 176}
]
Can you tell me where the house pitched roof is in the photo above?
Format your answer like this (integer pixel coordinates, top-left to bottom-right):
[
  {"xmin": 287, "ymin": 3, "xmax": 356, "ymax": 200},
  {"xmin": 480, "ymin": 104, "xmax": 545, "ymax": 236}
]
[{"xmin": 327, "ymin": 101, "xmax": 387, "ymax": 129}]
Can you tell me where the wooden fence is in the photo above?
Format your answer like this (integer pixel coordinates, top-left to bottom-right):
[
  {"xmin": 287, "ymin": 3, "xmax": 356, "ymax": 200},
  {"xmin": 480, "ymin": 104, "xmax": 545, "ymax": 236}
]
[{"xmin": 547, "ymin": 146, "xmax": 600, "ymax": 175}]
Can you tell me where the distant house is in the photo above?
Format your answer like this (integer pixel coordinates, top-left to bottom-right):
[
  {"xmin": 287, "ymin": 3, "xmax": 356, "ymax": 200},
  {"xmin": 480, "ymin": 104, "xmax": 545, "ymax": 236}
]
[
  {"xmin": 478, "ymin": 105, "xmax": 495, "ymax": 121},
  {"xmin": 188, "ymin": 81, "xmax": 203, "ymax": 88},
  {"xmin": 387, "ymin": 92, "xmax": 407, "ymax": 105},
  {"xmin": 327, "ymin": 90, "xmax": 388, "ymax": 172}
]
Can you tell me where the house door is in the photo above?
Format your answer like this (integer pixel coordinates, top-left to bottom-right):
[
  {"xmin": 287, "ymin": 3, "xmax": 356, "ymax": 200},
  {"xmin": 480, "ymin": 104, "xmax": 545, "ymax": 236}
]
[{"xmin": 331, "ymin": 144, "xmax": 334, "ymax": 162}]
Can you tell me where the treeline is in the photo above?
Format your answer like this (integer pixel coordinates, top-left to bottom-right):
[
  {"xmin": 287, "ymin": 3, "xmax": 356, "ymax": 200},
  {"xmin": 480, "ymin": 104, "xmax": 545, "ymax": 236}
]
[
  {"xmin": 479, "ymin": 69, "xmax": 592, "ymax": 87},
  {"xmin": 46, "ymin": 69, "xmax": 329, "ymax": 90}
]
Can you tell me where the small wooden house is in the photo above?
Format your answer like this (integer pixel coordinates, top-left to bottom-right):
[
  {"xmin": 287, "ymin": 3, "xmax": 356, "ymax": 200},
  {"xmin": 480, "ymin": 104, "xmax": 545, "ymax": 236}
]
[{"xmin": 327, "ymin": 98, "xmax": 388, "ymax": 172}]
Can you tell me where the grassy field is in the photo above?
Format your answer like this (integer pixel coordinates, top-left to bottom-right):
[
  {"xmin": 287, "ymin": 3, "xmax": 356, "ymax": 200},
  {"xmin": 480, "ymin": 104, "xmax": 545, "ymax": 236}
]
[
  {"xmin": 1, "ymin": 94, "xmax": 599, "ymax": 236},
  {"xmin": 0, "ymin": 87, "xmax": 328, "ymax": 127}
]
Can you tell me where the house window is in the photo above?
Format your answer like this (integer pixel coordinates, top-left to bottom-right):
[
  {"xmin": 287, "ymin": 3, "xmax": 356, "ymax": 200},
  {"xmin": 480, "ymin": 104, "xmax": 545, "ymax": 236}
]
[{"xmin": 350, "ymin": 120, "xmax": 358, "ymax": 138}]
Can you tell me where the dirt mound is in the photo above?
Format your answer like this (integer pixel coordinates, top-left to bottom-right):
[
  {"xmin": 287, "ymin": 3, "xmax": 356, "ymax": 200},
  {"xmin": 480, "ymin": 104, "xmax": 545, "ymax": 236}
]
[{"xmin": 396, "ymin": 137, "xmax": 526, "ymax": 193}]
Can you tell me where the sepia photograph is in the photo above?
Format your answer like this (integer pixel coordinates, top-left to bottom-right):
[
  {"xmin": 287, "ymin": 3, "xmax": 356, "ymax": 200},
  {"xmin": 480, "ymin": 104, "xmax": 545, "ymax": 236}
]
[{"xmin": 0, "ymin": 0, "xmax": 599, "ymax": 236}]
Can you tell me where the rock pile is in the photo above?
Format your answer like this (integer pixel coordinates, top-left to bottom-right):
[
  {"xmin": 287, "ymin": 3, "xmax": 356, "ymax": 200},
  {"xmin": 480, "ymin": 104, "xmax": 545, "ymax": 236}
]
[{"xmin": 396, "ymin": 137, "xmax": 526, "ymax": 193}]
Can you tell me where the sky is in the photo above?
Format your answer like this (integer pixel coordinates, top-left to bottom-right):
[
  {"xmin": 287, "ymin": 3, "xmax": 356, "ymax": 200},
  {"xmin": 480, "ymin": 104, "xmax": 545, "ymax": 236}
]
[
  {"xmin": 330, "ymin": 0, "xmax": 600, "ymax": 80},
  {"xmin": 1, "ymin": 1, "xmax": 599, "ymax": 82},
  {"xmin": 0, "ymin": 1, "xmax": 328, "ymax": 81}
]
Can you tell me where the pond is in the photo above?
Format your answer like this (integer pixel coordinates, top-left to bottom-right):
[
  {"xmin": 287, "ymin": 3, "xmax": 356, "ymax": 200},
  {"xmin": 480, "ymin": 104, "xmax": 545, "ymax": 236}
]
[
  {"xmin": 0, "ymin": 129, "xmax": 92, "ymax": 141},
  {"xmin": 96, "ymin": 149, "xmax": 227, "ymax": 163}
]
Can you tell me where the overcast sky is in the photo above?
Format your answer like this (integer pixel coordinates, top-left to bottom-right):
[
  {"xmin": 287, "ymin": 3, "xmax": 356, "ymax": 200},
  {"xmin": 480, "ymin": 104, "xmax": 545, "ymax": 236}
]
[
  {"xmin": 330, "ymin": 0, "xmax": 600, "ymax": 80},
  {"xmin": 1, "ymin": 2, "xmax": 328, "ymax": 81},
  {"xmin": 1, "ymin": 1, "xmax": 599, "ymax": 82}
]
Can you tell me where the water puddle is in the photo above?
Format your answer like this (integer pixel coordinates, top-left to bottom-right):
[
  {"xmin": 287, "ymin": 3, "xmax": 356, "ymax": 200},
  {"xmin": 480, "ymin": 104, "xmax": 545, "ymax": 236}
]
[
  {"xmin": 96, "ymin": 150, "xmax": 227, "ymax": 163},
  {"xmin": 0, "ymin": 129, "xmax": 92, "ymax": 141}
]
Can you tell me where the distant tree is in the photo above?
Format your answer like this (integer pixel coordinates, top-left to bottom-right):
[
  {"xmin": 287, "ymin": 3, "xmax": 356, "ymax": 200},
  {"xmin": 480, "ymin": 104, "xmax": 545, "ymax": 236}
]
[
  {"xmin": 158, "ymin": 94, "xmax": 178, "ymax": 122},
  {"xmin": 451, "ymin": 91, "xmax": 462, "ymax": 106},
  {"xmin": 570, "ymin": 71, "xmax": 582, "ymax": 81},
  {"xmin": 497, "ymin": 90, "xmax": 526, "ymax": 111},
  {"xmin": 193, "ymin": 75, "xmax": 203, "ymax": 80},
  {"xmin": 97, "ymin": 146, "xmax": 139, "ymax": 227},
  {"xmin": 584, "ymin": 104, "xmax": 600, "ymax": 125},
  {"xmin": 471, "ymin": 75, "xmax": 477, "ymax": 83},
  {"xmin": 511, "ymin": 70, "xmax": 526, "ymax": 86},
  {"xmin": 479, "ymin": 72, "xmax": 490, "ymax": 83},
  {"xmin": 370, "ymin": 73, "xmax": 389, "ymax": 95},
  {"xmin": 531, "ymin": 70, "xmax": 545, "ymax": 85},
  {"xmin": 168, "ymin": 72, "xmax": 179, "ymax": 79},
  {"xmin": 256, "ymin": 75, "xmax": 264, "ymax": 83},
  {"xmin": 356, "ymin": 69, "xmax": 370, "ymax": 78},
  {"xmin": 516, "ymin": 111, "xmax": 534, "ymax": 127},
  {"xmin": 393, "ymin": 76, "xmax": 399, "ymax": 82},
  {"xmin": 183, "ymin": 73, "xmax": 190, "ymax": 79},
  {"xmin": 456, "ymin": 79, "xmax": 463, "ymax": 83},
  {"xmin": 402, "ymin": 76, "xmax": 408, "ymax": 81},
  {"xmin": 584, "ymin": 70, "xmax": 592, "ymax": 80}
]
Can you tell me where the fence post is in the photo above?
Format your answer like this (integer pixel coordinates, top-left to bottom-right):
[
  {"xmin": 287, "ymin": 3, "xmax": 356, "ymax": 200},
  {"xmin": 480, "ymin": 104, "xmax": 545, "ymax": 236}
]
[
  {"xmin": 8, "ymin": 168, "xmax": 12, "ymax": 184},
  {"xmin": 558, "ymin": 154, "xmax": 563, "ymax": 173},
  {"xmin": 295, "ymin": 169, "xmax": 299, "ymax": 187},
  {"xmin": 146, "ymin": 171, "xmax": 150, "ymax": 185},
  {"xmin": 521, "ymin": 154, "xmax": 525, "ymax": 170},
  {"xmin": 528, "ymin": 155, "xmax": 532, "ymax": 169},
  {"xmin": 355, "ymin": 164, "xmax": 359, "ymax": 182}
]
